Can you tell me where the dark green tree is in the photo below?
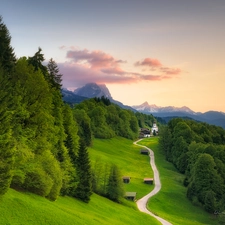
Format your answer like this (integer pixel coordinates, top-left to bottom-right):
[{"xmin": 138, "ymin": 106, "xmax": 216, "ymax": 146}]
[
  {"xmin": 106, "ymin": 164, "xmax": 124, "ymax": 202},
  {"xmin": 28, "ymin": 47, "xmax": 48, "ymax": 76},
  {"xmin": 47, "ymin": 58, "xmax": 62, "ymax": 90},
  {"xmin": 158, "ymin": 126, "xmax": 172, "ymax": 161},
  {"xmin": 73, "ymin": 109, "xmax": 92, "ymax": 146},
  {"xmin": 0, "ymin": 16, "xmax": 16, "ymax": 74},
  {"xmin": 0, "ymin": 66, "xmax": 15, "ymax": 195},
  {"xmin": 63, "ymin": 104, "xmax": 79, "ymax": 164},
  {"xmin": 188, "ymin": 153, "xmax": 223, "ymax": 210},
  {"xmin": 74, "ymin": 139, "xmax": 92, "ymax": 202}
]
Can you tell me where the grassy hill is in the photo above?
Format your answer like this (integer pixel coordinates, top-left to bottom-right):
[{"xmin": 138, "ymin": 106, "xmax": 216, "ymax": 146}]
[
  {"xmin": 0, "ymin": 137, "xmax": 221, "ymax": 225},
  {"xmin": 139, "ymin": 138, "xmax": 221, "ymax": 225},
  {"xmin": 0, "ymin": 137, "xmax": 160, "ymax": 225},
  {"xmin": 89, "ymin": 137, "xmax": 155, "ymax": 199},
  {"xmin": 0, "ymin": 189, "xmax": 160, "ymax": 225}
]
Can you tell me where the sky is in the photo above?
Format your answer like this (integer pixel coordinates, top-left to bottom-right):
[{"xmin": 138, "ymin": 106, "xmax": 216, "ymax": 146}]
[{"xmin": 2, "ymin": 0, "xmax": 225, "ymax": 113}]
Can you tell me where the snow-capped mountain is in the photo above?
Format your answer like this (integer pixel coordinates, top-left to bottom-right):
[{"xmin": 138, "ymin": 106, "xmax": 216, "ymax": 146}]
[
  {"xmin": 132, "ymin": 101, "xmax": 195, "ymax": 114},
  {"xmin": 62, "ymin": 84, "xmax": 225, "ymax": 129},
  {"xmin": 132, "ymin": 102, "xmax": 225, "ymax": 129}
]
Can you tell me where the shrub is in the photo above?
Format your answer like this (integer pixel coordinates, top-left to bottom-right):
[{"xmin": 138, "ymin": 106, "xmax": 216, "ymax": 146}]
[{"xmin": 23, "ymin": 164, "xmax": 53, "ymax": 197}]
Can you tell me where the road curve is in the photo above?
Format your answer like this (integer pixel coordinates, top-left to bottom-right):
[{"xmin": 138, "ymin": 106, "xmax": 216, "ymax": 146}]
[{"xmin": 134, "ymin": 139, "xmax": 173, "ymax": 225}]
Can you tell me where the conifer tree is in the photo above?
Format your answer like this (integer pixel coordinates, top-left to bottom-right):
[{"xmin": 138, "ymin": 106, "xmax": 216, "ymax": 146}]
[
  {"xmin": 74, "ymin": 139, "xmax": 92, "ymax": 202},
  {"xmin": 106, "ymin": 164, "xmax": 124, "ymax": 202},
  {"xmin": 0, "ymin": 16, "xmax": 16, "ymax": 74},
  {"xmin": 73, "ymin": 109, "xmax": 92, "ymax": 146},
  {"xmin": 47, "ymin": 58, "xmax": 62, "ymax": 90},
  {"xmin": 28, "ymin": 47, "xmax": 48, "ymax": 76},
  {"xmin": 0, "ymin": 66, "xmax": 15, "ymax": 195}
]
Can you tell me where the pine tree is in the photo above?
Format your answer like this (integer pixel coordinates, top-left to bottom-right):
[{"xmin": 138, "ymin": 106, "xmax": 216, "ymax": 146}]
[
  {"xmin": 0, "ymin": 16, "xmax": 16, "ymax": 74},
  {"xmin": 63, "ymin": 104, "xmax": 79, "ymax": 164},
  {"xmin": 28, "ymin": 47, "xmax": 48, "ymax": 76},
  {"xmin": 73, "ymin": 109, "xmax": 92, "ymax": 146},
  {"xmin": 74, "ymin": 139, "xmax": 92, "ymax": 202},
  {"xmin": 106, "ymin": 164, "xmax": 124, "ymax": 202},
  {"xmin": 47, "ymin": 58, "xmax": 62, "ymax": 90},
  {"xmin": 0, "ymin": 66, "xmax": 15, "ymax": 195}
]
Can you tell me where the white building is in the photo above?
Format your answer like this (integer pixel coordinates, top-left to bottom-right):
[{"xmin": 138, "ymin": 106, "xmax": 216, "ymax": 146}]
[{"xmin": 151, "ymin": 122, "xmax": 158, "ymax": 134}]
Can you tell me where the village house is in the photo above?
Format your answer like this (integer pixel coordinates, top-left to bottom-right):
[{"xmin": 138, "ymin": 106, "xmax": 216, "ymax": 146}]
[{"xmin": 139, "ymin": 128, "xmax": 151, "ymax": 138}]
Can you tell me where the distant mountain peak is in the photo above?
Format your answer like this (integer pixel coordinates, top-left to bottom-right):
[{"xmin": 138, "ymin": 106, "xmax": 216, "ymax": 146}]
[
  {"xmin": 132, "ymin": 102, "xmax": 195, "ymax": 114},
  {"xmin": 74, "ymin": 82, "xmax": 112, "ymax": 99}
]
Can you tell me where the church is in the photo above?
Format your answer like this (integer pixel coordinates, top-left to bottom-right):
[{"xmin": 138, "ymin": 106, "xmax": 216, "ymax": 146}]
[{"xmin": 151, "ymin": 122, "xmax": 158, "ymax": 135}]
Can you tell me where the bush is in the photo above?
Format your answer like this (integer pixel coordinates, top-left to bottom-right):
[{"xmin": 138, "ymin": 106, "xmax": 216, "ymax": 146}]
[
  {"xmin": 38, "ymin": 151, "xmax": 62, "ymax": 201},
  {"xmin": 23, "ymin": 164, "xmax": 53, "ymax": 197}
]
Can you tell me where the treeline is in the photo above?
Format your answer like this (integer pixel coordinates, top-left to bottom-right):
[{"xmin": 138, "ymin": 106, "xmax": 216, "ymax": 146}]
[
  {"xmin": 0, "ymin": 16, "xmax": 137, "ymax": 203},
  {"xmin": 74, "ymin": 96, "xmax": 139, "ymax": 142},
  {"xmin": 135, "ymin": 112, "xmax": 156, "ymax": 128},
  {"xmin": 0, "ymin": 15, "xmax": 85, "ymax": 201},
  {"xmin": 159, "ymin": 118, "xmax": 225, "ymax": 213}
]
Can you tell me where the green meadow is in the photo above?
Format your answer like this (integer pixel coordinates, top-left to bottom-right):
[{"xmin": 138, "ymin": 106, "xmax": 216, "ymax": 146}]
[
  {"xmin": 0, "ymin": 137, "xmax": 160, "ymax": 225},
  {"xmin": 0, "ymin": 136, "xmax": 220, "ymax": 225},
  {"xmin": 139, "ymin": 137, "xmax": 220, "ymax": 225},
  {"xmin": 89, "ymin": 137, "xmax": 155, "ymax": 199},
  {"xmin": 0, "ymin": 188, "xmax": 160, "ymax": 225}
]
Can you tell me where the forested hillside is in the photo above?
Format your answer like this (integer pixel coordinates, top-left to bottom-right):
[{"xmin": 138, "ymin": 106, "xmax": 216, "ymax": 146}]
[
  {"xmin": 159, "ymin": 118, "xmax": 225, "ymax": 213},
  {"xmin": 0, "ymin": 15, "xmax": 151, "ymax": 203}
]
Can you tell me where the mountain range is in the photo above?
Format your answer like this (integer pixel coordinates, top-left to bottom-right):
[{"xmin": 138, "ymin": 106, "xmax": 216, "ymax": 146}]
[
  {"xmin": 132, "ymin": 101, "xmax": 225, "ymax": 129},
  {"xmin": 62, "ymin": 83, "xmax": 225, "ymax": 129},
  {"xmin": 62, "ymin": 83, "xmax": 135, "ymax": 111}
]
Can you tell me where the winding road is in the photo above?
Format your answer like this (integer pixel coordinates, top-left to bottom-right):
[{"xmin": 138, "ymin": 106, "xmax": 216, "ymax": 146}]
[{"xmin": 134, "ymin": 139, "xmax": 173, "ymax": 225}]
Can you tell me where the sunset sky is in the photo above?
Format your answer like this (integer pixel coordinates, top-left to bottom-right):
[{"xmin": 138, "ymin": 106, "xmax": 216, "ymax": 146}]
[{"xmin": 2, "ymin": 0, "xmax": 225, "ymax": 112}]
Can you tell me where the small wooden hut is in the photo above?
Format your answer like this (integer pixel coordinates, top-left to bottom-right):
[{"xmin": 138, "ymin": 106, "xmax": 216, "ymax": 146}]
[
  {"xmin": 122, "ymin": 176, "xmax": 131, "ymax": 183},
  {"xmin": 140, "ymin": 149, "xmax": 149, "ymax": 155},
  {"xmin": 143, "ymin": 178, "xmax": 154, "ymax": 184},
  {"xmin": 125, "ymin": 192, "xmax": 137, "ymax": 201}
]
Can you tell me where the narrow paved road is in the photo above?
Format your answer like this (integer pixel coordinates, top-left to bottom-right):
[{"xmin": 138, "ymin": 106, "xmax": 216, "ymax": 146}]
[{"xmin": 134, "ymin": 139, "xmax": 173, "ymax": 225}]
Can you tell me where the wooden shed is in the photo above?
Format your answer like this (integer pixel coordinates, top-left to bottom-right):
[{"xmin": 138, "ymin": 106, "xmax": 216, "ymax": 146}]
[
  {"xmin": 140, "ymin": 149, "xmax": 149, "ymax": 155},
  {"xmin": 144, "ymin": 178, "xmax": 154, "ymax": 184},
  {"xmin": 125, "ymin": 192, "xmax": 137, "ymax": 201},
  {"xmin": 122, "ymin": 176, "xmax": 131, "ymax": 183}
]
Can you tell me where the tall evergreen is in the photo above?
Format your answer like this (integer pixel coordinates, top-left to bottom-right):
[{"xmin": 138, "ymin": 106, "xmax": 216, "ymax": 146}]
[
  {"xmin": 73, "ymin": 109, "xmax": 92, "ymax": 146},
  {"xmin": 28, "ymin": 47, "xmax": 47, "ymax": 76},
  {"xmin": 0, "ymin": 66, "xmax": 15, "ymax": 195},
  {"xmin": 62, "ymin": 104, "xmax": 79, "ymax": 196},
  {"xmin": 0, "ymin": 16, "xmax": 16, "ymax": 74},
  {"xmin": 47, "ymin": 58, "xmax": 62, "ymax": 90},
  {"xmin": 74, "ymin": 139, "xmax": 92, "ymax": 202},
  {"xmin": 106, "ymin": 164, "xmax": 124, "ymax": 202}
]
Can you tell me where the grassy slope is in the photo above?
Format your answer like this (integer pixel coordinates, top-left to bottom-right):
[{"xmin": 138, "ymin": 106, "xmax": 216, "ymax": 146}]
[
  {"xmin": 0, "ymin": 137, "xmax": 160, "ymax": 225},
  {"xmin": 0, "ymin": 136, "xmax": 219, "ymax": 225},
  {"xmin": 89, "ymin": 137, "xmax": 155, "ymax": 199},
  {"xmin": 0, "ymin": 189, "xmax": 160, "ymax": 225},
  {"xmin": 139, "ymin": 137, "xmax": 219, "ymax": 225}
]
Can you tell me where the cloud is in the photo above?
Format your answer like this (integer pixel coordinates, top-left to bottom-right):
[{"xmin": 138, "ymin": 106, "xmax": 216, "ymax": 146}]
[
  {"xmin": 59, "ymin": 47, "xmax": 182, "ymax": 89},
  {"xmin": 160, "ymin": 67, "xmax": 181, "ymax": 75},
  {"xmin": 135, "ymin": 57, "xmax": 182, "ymax": 76},
  {"xmin": 135, "ymin": 58, "xmax": 162, "ymax": 67},
  {"xmin": 66, "ymin": 49, "xmax": 123, "ymax": 70}
]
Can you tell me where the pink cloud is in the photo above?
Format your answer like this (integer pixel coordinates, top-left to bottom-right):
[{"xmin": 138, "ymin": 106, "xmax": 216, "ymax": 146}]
[
  {"xmin": 66, "ymin": 49, "xmax": 122, "ymax": 70},
  {"xmin": 135, "ymin": 58, "xmax": 162, "ymax": 67},
  {"xmin": 101, "ymin": 67, "xmax": 125, "ymax": 75},
  {"xmin": 160, "ymin": 67, "xmax": 181, "ymax": 75},
  {"xmin": 59, "ymin": 47, "xmax": 182, "ymax": 89},
  {"xmin": 135, "ymin": 57, "xmax": 182, "ymax": 76}
]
